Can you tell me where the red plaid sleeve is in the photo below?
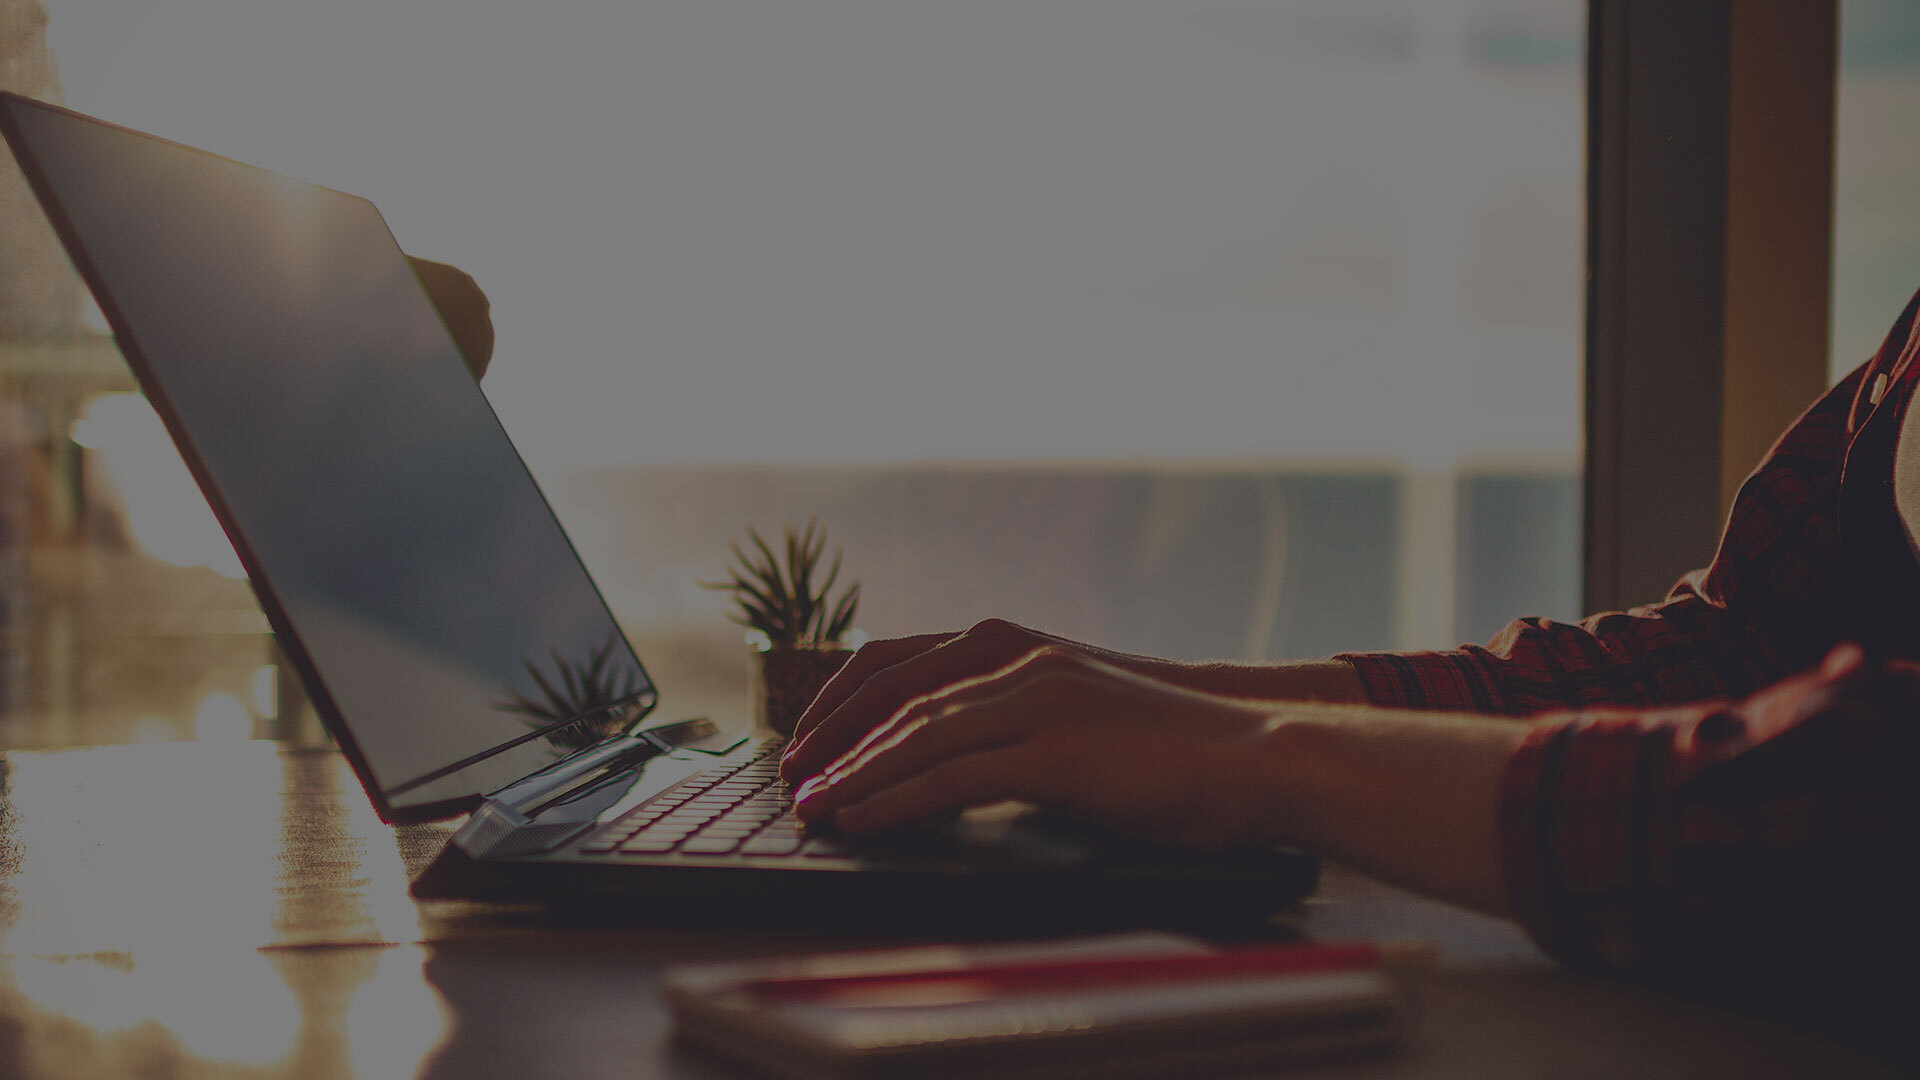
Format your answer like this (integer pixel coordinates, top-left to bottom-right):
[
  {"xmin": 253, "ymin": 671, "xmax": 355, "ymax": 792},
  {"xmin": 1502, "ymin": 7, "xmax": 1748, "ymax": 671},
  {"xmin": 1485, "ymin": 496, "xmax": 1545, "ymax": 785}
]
[
  {"xmin": 1338, "ymin": 363, "xmax": 1862, "ymax": 716},
  {"xmin": 1498, "ymin": 645, "xmax": 1920, "ymax": 979}
]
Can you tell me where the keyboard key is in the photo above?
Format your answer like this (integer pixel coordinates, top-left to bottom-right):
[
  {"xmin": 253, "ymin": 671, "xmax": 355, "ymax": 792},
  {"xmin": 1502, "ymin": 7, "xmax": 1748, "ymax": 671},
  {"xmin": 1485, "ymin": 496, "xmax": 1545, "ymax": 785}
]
[
  {"xmin": 653, "ymin": 822, "xmax": 711, "ymax": 837},
  {"xmin": 654, "ymin": 823, "xmax": 713, "ymax": 838},
  {"xmin": 637, "ymin": 826, "xmax": 697, "ymax": 841},
  {"xmin": 680, "ymin": 837, "xmax": 742, "ymax": 854},
  {"xmin": 619, "ymin": 839, "xmax": 680, "ymax": 854},
  {"xmin": 740, "ymin": 836, "xmax": 803, "ymax": 856},
  {"xmin": 661, "ymin": 824, "xmax": 718, "ymax": 838},
  {"xmin": 697, "ymin": 833, "xmax": 756, "ymax": 845},
  {"xmin": 719, "ymin": 817, "xmax": 778, "ymax": 832}
]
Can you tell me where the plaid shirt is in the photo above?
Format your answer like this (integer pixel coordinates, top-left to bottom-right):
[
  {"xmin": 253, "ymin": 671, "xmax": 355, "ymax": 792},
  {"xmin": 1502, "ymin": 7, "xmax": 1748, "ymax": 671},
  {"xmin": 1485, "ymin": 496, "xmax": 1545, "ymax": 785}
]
[{"xmin": 1340, "ymin": 289, "xmax": 1920, "ymax": 979}]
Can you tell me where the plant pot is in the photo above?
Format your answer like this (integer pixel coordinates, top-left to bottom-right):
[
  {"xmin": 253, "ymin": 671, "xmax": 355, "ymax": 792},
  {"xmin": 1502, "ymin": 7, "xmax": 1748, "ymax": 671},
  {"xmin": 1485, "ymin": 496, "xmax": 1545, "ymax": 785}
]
[{"xmin": 750, "ymin": 647, "xmax": 855, "ymax": 736}]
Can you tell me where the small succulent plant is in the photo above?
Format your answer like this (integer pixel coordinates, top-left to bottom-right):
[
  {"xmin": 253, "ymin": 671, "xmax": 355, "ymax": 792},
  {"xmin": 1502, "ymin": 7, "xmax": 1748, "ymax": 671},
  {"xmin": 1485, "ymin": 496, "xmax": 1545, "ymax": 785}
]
[{"xmin": 705, "ymin": 519, "xmax": 860, "ymax": 650}]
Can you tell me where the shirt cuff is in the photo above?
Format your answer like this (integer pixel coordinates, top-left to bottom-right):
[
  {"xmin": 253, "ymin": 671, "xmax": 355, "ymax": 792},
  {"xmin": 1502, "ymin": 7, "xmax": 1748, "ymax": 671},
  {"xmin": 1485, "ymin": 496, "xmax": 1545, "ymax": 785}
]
[
  {"xmin": 1497, "ymin": 712, "xmax": 1672, "ymax": 971},
  {"xmin": 1336, "ymin": 649, "xmax": 1507, "ymax": 712}
]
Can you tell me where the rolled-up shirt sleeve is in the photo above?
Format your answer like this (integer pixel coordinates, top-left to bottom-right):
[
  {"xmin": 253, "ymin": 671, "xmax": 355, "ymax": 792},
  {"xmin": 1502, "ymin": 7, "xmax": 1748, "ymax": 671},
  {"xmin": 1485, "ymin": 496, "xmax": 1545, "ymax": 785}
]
[
  {"xmin": 1337, "ymin": 361, "xmax": 1867, "ymax": 718},
  {"xmin": 1497, "ymin": 644, "xmax": 1920, "ymax": 981}
]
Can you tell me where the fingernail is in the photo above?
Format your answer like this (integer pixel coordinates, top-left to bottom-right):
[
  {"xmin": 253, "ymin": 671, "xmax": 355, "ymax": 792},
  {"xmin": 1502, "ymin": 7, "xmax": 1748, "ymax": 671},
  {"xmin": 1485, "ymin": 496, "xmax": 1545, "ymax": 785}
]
[{"xmin": 793, "ymin": 775, "xmax": 828, "ymax": 803}]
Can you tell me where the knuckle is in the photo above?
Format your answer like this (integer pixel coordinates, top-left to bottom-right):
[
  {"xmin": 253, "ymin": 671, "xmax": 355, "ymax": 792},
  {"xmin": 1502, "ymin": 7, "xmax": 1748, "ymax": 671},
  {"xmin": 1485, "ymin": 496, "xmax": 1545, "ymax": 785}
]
[{"xmin": 966, "ymin": 617, "xmax": 1026, "ymax": 642}]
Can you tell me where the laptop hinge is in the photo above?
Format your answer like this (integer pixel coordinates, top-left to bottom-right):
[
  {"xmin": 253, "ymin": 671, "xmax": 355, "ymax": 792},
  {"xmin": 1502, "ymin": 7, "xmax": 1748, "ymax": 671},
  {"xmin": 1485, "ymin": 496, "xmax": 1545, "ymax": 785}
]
[{"xmin": 450, "ymin": 717, "xmax": 727, "ymax": 859}]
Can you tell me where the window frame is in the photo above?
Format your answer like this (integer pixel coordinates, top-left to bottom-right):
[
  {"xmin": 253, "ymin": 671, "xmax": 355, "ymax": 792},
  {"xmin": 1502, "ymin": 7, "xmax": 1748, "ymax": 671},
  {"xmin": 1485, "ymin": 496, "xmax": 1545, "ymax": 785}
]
[{"xmin": 1584, "ymin": 0, "xmax": 1837, "ymax": 613}]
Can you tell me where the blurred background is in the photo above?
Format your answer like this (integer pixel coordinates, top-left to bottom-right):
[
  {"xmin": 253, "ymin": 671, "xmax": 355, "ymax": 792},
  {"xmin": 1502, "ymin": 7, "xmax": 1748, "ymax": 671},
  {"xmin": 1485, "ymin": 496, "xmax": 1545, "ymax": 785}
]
[{"xmin": 0, "ymin": 1, "xmax": 1909, "ymax": 750}]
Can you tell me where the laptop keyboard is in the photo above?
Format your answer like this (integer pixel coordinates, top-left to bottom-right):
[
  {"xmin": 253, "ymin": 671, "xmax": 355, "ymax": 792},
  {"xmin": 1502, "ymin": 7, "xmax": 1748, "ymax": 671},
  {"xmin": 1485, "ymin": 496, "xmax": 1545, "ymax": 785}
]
[{"xmin": 575, "ymin": 741, "xmax": 852, "ymax": 859}]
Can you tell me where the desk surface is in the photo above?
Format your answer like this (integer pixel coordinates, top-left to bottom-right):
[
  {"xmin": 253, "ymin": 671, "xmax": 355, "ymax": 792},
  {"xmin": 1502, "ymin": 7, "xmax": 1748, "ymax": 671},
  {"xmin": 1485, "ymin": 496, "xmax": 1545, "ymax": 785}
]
[{"xmin": 0, "ymin": 742, "xmax": 1903, "ymax": 1079}]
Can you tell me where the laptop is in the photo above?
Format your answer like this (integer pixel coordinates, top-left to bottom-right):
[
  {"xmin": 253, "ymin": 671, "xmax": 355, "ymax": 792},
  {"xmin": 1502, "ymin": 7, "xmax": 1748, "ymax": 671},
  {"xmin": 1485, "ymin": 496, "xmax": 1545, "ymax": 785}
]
[{"xmin": 0, "ymin": 92, "xmax": 1317, "ymax": 929}]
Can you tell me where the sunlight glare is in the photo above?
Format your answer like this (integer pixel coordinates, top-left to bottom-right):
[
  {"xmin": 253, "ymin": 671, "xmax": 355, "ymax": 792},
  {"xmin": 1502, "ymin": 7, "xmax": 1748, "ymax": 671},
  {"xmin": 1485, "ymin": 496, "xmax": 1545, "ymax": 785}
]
[
  {"xmin": 193, "ymin": 691, "xmax": 252, "ymax": 741},
  {"xmin": 343, "ymin": 949, "xmax": 452, "ymax": 1080},
  {"xmin": 8, "ymin": 951, "xmax": 300, "ymax": 1068},
  {"xmin": 75, "ymin": 392, "xmax": 246, "ymax": 579}
]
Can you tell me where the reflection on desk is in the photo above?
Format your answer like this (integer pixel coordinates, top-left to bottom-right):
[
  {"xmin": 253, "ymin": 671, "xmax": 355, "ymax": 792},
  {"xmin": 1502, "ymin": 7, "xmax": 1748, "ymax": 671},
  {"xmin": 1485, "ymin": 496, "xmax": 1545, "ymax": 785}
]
[{"xmin": 0, "ymin": 743, "xmax": 1907, "ymax": 1079}]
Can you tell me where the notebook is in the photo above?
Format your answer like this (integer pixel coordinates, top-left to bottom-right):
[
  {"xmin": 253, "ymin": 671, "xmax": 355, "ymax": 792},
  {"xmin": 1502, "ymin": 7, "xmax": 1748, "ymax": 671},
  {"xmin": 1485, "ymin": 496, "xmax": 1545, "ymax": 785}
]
[
  {"xmin": 665, "ymin": 933, "xmax": 1416, "ymax": 1078},
  {"xmin": 0, "ymin": 92, "xmax": 1317, "ymax": 929}
]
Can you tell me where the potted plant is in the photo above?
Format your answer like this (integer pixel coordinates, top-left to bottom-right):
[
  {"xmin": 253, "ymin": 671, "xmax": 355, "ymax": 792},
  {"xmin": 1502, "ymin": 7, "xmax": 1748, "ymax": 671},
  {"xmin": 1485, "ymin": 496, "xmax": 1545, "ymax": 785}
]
[{"xmin": 705, "ymin": 520, "xmax": 862, "ymax": 735}]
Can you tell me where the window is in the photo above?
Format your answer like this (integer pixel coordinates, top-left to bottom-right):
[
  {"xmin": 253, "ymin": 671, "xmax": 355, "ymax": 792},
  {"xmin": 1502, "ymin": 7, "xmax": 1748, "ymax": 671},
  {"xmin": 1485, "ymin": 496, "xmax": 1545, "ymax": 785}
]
[
  {"xmin": 1832, "ymin": 0, "xmax": 1920, "ymax": 377},
  {"xmin": 3, "ymin": 1, "xmax": 1586, "ymax": 745}
]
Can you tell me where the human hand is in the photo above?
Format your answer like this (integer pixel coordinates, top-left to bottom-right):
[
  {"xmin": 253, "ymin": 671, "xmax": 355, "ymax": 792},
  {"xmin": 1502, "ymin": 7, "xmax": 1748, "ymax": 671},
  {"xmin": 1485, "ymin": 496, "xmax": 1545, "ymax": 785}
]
[
  {"xmin": 781, "ymin": 619, "xmax": 1148, "ymax": 783},
  {"xmin": 781, "ymin": 620, "xmax": 1367, "ymax": 786},
  {"xmin": 789, "ymin": 643, "xmax": 1280, "ymax": 849}
]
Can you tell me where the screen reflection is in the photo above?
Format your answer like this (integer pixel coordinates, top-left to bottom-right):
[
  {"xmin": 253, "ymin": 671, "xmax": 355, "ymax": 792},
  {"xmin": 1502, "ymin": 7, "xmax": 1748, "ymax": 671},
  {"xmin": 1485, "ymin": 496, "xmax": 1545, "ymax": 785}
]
[{"xmin": 4, "ymin": 98, "xmax": 654, "ymax": 811}]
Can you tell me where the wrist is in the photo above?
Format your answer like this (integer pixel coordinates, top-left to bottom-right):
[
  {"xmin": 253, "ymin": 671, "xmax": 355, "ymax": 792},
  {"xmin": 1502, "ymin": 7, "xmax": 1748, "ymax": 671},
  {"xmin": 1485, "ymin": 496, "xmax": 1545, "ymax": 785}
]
[
  {"xmin": 1235, "ymin": 704, "xmax": 1524, "ymax": 914},
  {"xmin": 1227, "ymin": 705, "xmax": 1357, "ymax": 849}
]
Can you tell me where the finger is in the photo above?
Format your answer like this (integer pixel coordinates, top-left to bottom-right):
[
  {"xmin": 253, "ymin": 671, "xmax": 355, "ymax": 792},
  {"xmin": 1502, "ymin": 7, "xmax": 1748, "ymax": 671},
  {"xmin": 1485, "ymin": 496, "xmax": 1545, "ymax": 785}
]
[
  {"xmin": 818, "ymin": 643, "xmax": 1091, "ymax": 778},
  {"xmin": 785, "ymin": 632, "xmax": 954, "ymax": 751},
  {"xmin": 791, "ymin": 685, "xmax": 1029, "ymax": 823},
  {"xmin": 831, "ymin": 746, "xmax": 1039, "ymax": 833},
  {"xmin": 781, "ymin": 620, "xmax": 1043, "ymax": 780}
]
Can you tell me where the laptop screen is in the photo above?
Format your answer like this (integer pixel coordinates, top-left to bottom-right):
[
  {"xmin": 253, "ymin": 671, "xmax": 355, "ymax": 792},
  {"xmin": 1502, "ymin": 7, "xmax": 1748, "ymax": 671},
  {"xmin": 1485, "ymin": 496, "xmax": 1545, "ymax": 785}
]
[{"xmin": 1, "ymin": 95, "xmax": 657, "ymax": 820}]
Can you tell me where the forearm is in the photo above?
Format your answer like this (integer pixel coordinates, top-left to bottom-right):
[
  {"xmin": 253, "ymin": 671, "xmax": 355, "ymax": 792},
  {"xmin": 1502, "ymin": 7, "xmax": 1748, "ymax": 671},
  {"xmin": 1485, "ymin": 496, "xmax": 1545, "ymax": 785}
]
[
  {"xmin": 1127, "ymin": 656, "xmax": 1369, "ymax": 705},
  {"xmin": 1235, "ymin": 703, "xmax": 1526, "ymax": 915}
]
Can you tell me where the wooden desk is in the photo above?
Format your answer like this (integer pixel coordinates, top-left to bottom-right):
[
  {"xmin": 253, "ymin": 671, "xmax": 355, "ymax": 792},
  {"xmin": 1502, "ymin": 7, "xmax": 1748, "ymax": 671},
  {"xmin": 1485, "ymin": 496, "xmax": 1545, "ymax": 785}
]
[{"xmin": 0, "ymin": 743, "xmax": 1902, "ymax": 1079}]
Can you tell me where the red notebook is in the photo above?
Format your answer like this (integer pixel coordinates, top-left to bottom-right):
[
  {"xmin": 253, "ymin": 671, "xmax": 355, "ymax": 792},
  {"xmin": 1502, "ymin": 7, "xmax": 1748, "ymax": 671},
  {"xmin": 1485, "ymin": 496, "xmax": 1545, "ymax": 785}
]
[{"xmin": 665, "ymin": 933, "xmax": 1419, "ymax": 1079}]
